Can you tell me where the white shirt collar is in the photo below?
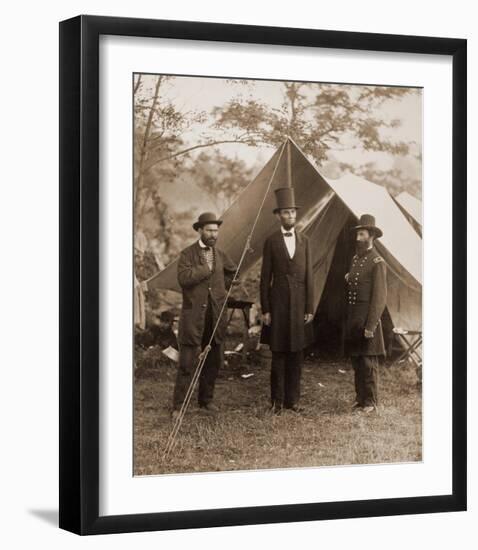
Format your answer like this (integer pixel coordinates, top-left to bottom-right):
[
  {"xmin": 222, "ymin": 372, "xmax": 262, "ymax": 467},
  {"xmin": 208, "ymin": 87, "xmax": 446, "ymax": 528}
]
[
  {"xmin": 281, "ymin": 226, "xmax": 295, "ymax": 236},
  {"xmin": 198, "ymin": 239, "xmax": 208, "ymax": 248}
]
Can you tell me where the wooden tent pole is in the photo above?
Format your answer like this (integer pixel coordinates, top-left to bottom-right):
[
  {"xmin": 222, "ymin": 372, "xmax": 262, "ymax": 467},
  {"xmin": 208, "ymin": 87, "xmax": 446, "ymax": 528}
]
[{"xmin": 286, "ymin": 138, "xmax": 292, "ymax": 188}]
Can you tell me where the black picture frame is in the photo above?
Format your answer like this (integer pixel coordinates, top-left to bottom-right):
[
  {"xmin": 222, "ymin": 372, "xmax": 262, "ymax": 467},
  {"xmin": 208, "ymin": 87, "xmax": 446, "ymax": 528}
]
[{"xmin": 59, "ymin": 15, "xmax": 467, "ymax": 535}]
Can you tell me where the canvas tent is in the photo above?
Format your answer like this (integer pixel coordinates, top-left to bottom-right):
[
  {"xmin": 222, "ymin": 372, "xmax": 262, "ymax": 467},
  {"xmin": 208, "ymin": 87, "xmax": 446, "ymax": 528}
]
[
  {"xmin": 393, "ymin": 191, "xmax": 422, "ymax": 236},
  {"xmin": 148, "ymin": 139, "xmax": 422, "ymax": 354}
]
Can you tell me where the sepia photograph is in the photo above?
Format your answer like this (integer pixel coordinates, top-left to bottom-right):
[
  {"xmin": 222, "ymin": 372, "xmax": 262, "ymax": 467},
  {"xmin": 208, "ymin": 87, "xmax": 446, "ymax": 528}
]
[{"xmin": 133, "ymin": 73, "xmax": 423, "ymax": 476}]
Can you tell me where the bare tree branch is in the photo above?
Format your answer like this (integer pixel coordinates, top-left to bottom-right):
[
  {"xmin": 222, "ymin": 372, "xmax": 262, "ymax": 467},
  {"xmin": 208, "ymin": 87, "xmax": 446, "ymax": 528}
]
[
  {"xmin": 133, "ymin": 74, "xmax": 142, "ymax": 96},
  {"xmin": 144, "ymin": 138, "xmax": 258, "ymax": 172},
  {"xmin": 135, "ymin": 75, "xmax": 163, "ymax": 221}
]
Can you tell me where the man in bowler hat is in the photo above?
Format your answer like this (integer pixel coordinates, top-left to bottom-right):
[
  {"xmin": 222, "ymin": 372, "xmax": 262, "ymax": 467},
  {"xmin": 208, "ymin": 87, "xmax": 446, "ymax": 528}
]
[
  {"xmin": 172, "ymin": 212, "xmax": 238, "ymax": 420},
  {"xmin": 260, "ymin": 187, "xmax": 314, "ymax": 414},
  {"xmin": 345, "ymin": 214, "xmax": 387, "ymax": 413}
]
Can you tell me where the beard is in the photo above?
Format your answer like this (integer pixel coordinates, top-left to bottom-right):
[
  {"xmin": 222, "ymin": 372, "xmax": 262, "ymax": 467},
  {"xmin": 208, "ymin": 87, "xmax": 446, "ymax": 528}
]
[
  {"xmin": 355, "ymin": 240, "xmax": 370, "ymax": 254},
  {"xmin": 202, "ymin": 237, "xmax": 217, "ymax": 247},
  {"xmin": 282, "ymin": 221, "xmax": 295, "ymax": 230}
]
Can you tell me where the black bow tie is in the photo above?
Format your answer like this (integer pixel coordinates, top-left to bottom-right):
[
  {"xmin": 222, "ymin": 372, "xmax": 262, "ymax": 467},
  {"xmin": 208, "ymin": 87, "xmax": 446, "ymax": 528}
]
[{"xmin": 283, "ymin": 232, "xmax": 293, "ymax": 237}]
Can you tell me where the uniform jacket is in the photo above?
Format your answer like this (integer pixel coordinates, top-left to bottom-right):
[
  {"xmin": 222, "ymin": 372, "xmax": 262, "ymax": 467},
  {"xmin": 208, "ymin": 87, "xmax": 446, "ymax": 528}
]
[
  {"xmin": 344, "ymin": 246, "xmax": 387, "ymax": 356},
  {"xmin": 260, "ymin": 229, "xmax": 314, "ymax": 352},
  {"xmin": 177, "ymin": 241, "xmax": 237, "ymax": 346}
]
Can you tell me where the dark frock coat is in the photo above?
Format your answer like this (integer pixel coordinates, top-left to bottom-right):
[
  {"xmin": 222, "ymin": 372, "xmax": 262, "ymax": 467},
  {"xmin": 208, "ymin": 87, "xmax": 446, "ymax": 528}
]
[
  {"xmin": 177, "ymin": 242, "xmax": 237, "ymax": 346},
  {"xmin": 344, "ymin": 246, "xmax": 387, "ymax": 356},
  {"xmin": 260, "ymin": 230, "xmax": 314, "ymax": 353}
]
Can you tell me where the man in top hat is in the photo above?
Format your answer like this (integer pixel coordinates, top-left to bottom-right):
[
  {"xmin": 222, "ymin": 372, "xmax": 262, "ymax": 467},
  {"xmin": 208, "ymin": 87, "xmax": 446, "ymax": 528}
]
[
  {"xmin": 260, "ymin": 187, "xmax": 314, "ymax": 414},
  {"xmin": 344, "ymin": 214, "xmax": 387, "ymax": 413},
  {"xmin": 172, "ymin": 212, "xmax": 238, "ymax": 419}
]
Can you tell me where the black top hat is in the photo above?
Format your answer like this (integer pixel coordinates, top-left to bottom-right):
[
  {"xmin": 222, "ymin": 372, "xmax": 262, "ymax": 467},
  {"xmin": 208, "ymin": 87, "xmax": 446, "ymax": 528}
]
[
  {"xmin": 273, "ymin": 187, "xmax": 300, "ymax": 214},
  {"xmin": 192, "ymin": 212, "xmax": 223, "ymax": 231},
  {"xmin": 352, "ymin": 214, "xmax": 383, "ymax": 238}
]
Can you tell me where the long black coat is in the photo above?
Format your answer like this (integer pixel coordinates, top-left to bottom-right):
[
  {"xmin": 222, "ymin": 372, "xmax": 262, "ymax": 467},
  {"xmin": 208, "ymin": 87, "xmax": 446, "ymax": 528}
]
[
  {"xmin": 177, "ymin": 242, "xmax": 237, "ymax": 346},
  {"xmin": 260, "ymin": 230, "xmax": 314, "ymax": 353},
  {"xmin": 344, "ymin": 246, "xmax": 387, "ymax": 356}
]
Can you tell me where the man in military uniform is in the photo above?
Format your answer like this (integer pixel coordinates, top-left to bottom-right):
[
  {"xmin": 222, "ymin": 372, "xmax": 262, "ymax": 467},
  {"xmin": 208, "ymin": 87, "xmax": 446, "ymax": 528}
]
[
  {"xmin": 172, "ymin": 212, "xmax": 238, "ymax": 420},
  {"xmin": 345, "ymin": 214, "xmax": 387, "ymax": 413},
  {"xmin": 260, "ymin": 187, "xmax": 314, "ymax": 414}
]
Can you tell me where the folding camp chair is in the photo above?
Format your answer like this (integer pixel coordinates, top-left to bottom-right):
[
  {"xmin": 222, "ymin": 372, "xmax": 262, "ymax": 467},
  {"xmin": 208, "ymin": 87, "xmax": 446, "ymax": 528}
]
[{"xmin": 392, "ymin": 327, "xmax": 422, "ymax": 370}]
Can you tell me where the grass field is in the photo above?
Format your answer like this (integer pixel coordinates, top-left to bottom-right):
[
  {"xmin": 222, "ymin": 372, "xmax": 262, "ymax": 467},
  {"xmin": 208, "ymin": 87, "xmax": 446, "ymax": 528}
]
[{"xmin": 133, "ymin": 343, "xmax": 422, "ymax": 476}]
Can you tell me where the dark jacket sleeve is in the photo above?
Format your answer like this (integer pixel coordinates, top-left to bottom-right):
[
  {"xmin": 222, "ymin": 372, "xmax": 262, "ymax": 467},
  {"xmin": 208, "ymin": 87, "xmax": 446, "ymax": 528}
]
[
  {"xmin": 260, "ymin": 238, "xmax": 273, "ymax": 314},
  {"xmin": 365, "ymin": 260, "xmax": 387, "ymax": 333},
  {"xmin": 220, "ymin": 250, "xmax": 238, "ymax": 290},
  {"xmin": 305, "ymin": 237, "xmax": 314, "ymax": 315},
  {"xmin": 177, "ymin": 248, "xmax": 210, "ymax": 289}
]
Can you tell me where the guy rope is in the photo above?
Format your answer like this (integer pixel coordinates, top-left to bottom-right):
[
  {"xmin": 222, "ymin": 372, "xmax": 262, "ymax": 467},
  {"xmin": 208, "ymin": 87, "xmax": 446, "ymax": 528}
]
[{"xmin": 162, "ymin": 140, "xmax": 288, "ymax": 460}]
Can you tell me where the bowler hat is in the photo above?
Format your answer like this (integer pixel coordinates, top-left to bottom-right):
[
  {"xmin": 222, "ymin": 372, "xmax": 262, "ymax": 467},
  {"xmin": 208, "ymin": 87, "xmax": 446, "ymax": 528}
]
[
  {"xmin": 352, "ymin": 214, "xmax": 383, "ymax": 238},
  {"xmin": 273, "ymin": 187, "xmax": 300, "ymax": 214},
  {"xmin": 192, "ymin": 212, "xmax": 223, "ymax": 231}
]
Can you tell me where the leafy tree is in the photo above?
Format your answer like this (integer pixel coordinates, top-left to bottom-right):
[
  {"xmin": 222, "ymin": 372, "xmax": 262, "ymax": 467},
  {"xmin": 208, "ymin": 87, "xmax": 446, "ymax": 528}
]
[
  {"xmin": 213, "ymin": 81, "xmax": 415, "ymax": 166},
  {"xmin": 187, "ymin": 150, "xmax": 255, "ymax": 212},
  {"xmin": 134, "ymin": 75, "xmax": 255, "ymax": 232}
]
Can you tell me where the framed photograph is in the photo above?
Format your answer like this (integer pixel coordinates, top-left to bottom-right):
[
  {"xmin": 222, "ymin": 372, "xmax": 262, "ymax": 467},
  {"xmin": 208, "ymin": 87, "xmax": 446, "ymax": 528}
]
[{"xmin": 59, "ymin": 15, "xmax": 467, "ymax": 535}]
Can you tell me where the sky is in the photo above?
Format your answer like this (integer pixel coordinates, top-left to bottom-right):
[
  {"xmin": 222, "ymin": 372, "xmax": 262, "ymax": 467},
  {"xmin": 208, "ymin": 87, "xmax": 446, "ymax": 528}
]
[{"xmin": 136, "ymin": 73, "xmax": 422, "ymax": 175}]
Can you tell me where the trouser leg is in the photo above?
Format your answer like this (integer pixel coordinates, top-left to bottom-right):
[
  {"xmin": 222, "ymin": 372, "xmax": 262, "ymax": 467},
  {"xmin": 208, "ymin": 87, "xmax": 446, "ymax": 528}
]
[
  {"xmin": 271, "ymin": 352, "xmax": 286, "ymax": 408},
  {"xmin": 362, "ymin": 355, "xmax": 379, "ymax": 406},
  {"xmin": 198, "ymin": 342, "xmax": 223, "ymax": 406},
  {"xmin": 197, "ymin": 298, "xmax": 224, "ymax": 406},
  {"xmin": 284, "ymin": 351, "xmax": 303, "ymax": 408},
  {"xmin": 173, "ymin": 344, "xmax": 199, "ymax": 410},
  {"xmin": 351, "ymin": 356, "xmax": 364, "ymax": 406},
  {"xmin": 173, "ymin": 293, "xmax": 228, "ymax": 410}
]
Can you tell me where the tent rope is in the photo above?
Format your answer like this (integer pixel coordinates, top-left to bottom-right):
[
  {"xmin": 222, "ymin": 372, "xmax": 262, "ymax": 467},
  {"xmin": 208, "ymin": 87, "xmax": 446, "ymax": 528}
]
[{"xmin": 162, "ymin": 140, "xmax": 288, "ymax": 460}]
